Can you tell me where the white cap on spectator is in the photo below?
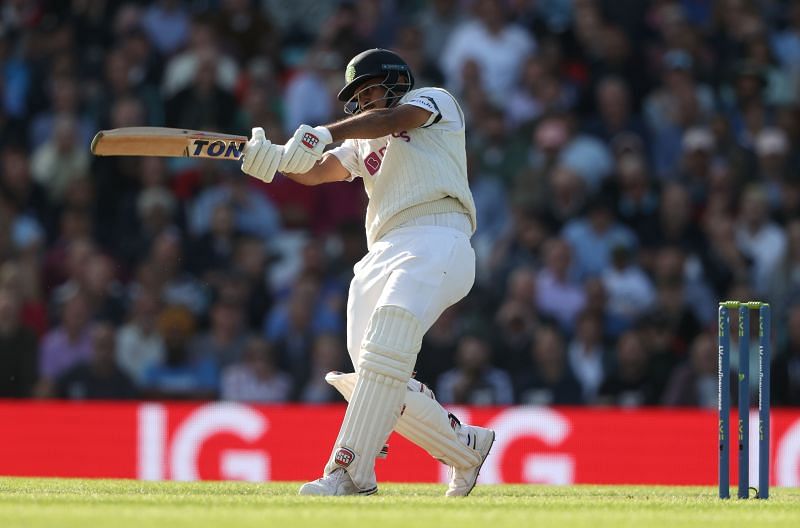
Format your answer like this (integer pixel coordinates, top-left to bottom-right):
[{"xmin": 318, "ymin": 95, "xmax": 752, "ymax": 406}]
[
  {"xmin": 682, "ymin": 127, "xmax": 715, "ymax": 152},
  {"xmin": 755, "ymin": 128, "xmax": 788, "ymax": 156},
  {"xmin": 137, "ymin": 187, "xmax": 176, "ymax": 219}
]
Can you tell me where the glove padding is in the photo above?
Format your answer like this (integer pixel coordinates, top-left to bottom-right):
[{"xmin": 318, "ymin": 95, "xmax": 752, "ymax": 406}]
[
  {"xmin": 278, "ymin": 124, "xmax": 332, "ymax": 174},
  {"xmin": 241, "ymin": 127, "xmax": 282, "ymax": 183}
]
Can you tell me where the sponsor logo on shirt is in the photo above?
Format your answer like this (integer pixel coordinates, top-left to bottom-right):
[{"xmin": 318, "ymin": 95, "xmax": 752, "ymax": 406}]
[{"xmin": 363, "ymin": 132, "xmax": 410, "ymax": 176}]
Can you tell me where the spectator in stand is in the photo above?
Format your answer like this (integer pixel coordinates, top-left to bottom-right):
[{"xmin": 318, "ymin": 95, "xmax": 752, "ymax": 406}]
[
  {"xmin": 771, "ymin": 1, "xmax": 800, "ymax": 70},
  {"xmin": 165, "ymin": 54, "xmax": 239, "ymax": 132},
  {"xmin": 468, "ymin": 106, "xmax": 527, "ymax": 187},
  {"xmin": 493, "ymin": 267, "xmax": 539, "ymax": 373},
  {"xmin": 466, "ymin": 149, "xmax": 513, "ymax": 281},
  {"xmin": 416, "ymin": 0, "xmax": 464, "ymax": 67},
  {"xmin": 601, "ymin": 244, "xmax": 656, "ymax": 330},
  {"xmin": 772, "ymin": 304, "xmax": 800, "ymax": 406},
  {"xmin": 754, "ymin": 127, "xmax": 792, "ymax": 211},
  {"xmin": 735, "ymin": 184, "xmax": 787, "ymax": 295},
  {"xmin": 188, "ymin": 299, "xmax": 249, "ymax": 370},
  {"xmin": 507, "ymin": 56, "xmax": 573, "ymax": 129},
  {"xmin": 585, "ymin": 76, "xmax": 648, "ymax": 148},
  {"xmin": 516, "ymin": 325, "xmax": 583, "ymax": 406},
  {"xmin": 37, "ymin": 288, "xmax": 93, "ymax": 395},
  {"xmin": 416, "ymin": 305, "xmax": 462, "ymax": 389},
  {"xmin": 437, "ymin": 333, "xmax": 513, "ymax": 405},
  {"xmin": 0, "ymin": 186, "xmax": 45, "ymax": 259},
  {"xmin": 141, "ymin": 0, "xmax": 191, "ymax": 56},
  {"xmin": 644, "ymin": 50, "xmax": 715, "ymax": 179},
  {"xmin": 162, "ymin": 19, "xmax": 239, "ymax": 98},
  {"xmin": 117, "ymin": 289, "xmax": 165, "ymax": 388},
  {"xmin": 608, "ymin": 154, "xmax": 659, "ymax": 244},
  {"xmin": 702, "ymin": 212, "xmax": 751, "ymax": 298},
  {"xmin": 28, "ymin": 75, "xmax": 95, "ymax": 151},
  {"xmin": 677, "ymin": 127, "xmax": 716, "ymax": 208},
  {"xmin": 220, "ymin": 336, "xmax": 292, "ymax": 402},
  {"xmin": 767, "ymin": 219, "xmax": 800, "ymax": 325},
  {"xmin": 56, "ymin": 322, "xmax": 137, "ymax": 400},
  {"xmin": 650, "ymin": 271, "xmax": 703, "ymax": 360},
  {"xmin": 0, "ymin": 144, "xmax": 48, "ymax": 230},
  {"xmin": 662, "ymin": 331, "xmax": 719, "ymax": 408},
  {"xmin": 146, "ymin": 230, "xmax": 209, "ymax": 315},
  {"xmin": 283, "ymin": 46, "xmax": 340, "ymax": 136},
  {"xmin": 189, "ymin": 170, "xmax": 281, "ymax": 243},
  {"xmin": 441, "ymin": 0, "xmax": 535, "ymax": 104},
  {"xmin": 82, "ymin": 253, "xmax": 126, "ymax": 324},
  {"xmin": 567, "ymin": 310, "xmax": 611, "ymax": 405},
  {"xmin": 535, "ymin": 238, "xmax": 586, "ymax": 333},
  {"xmin": 265, "ymin": 274, "xmax": 340, "ymax": 391},
  {"xmin": 231, "ymin": 235, "xmax": 273, "ymax": 331},
  {"xmin": 0, "ymin": 289, "xmax": 38, "ymax": 398},
  {"xmin": 643, "ymin": 182, "xmax": 705, "ymax": 261},
  {"xmin": 214, "ymin": 0, "xmax": 281, "ymax": 63},
  {"xmin": 562, "ymin": 195, "xmax": 637, "ymax": 281},
  {"xmin": 30, "ymin": 115, "xmax": 90, "ymax": 205},
  {"xmin": 188, "ymin": 202, "xmax": 240, "ymax": 281},
  {"xmin": 488, "ymin": 207, "xmax": 550, "ymax": 288},
  {"xmin": 598, "ymin": 329, "xmax": 658, "ymax": 407},
  {"xmin": 119, "ymin": 184, "xmax": 178, "ymax": 266},
  {"xmin": 235, "ymin": 59, "xmax": 284, "ymax": 140},
  {"xmin": 300, "ymin": 333, "xmax": 349, "ymax": 403},
  {"xmin": 142, "ymin": 305, "xmax": 217, "ymax": 400},
  {"xmin": 47, "ymin": 236, "xmax": 96, "ymax": 307},
  {"xmin": 0, "ymin": 259, "xmax": 47, "ymax": 337},
  {"xmin": 43, "ymin": 209, "xmax": 95, "ymax": 292},
  {"xmin": 512, "ymin": 114, "xmax": 569, "ymax": 214}
]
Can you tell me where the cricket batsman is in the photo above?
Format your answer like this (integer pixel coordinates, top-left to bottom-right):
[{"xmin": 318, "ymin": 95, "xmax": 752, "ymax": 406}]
[{"xmin": 240, "ymin": 48, "xmax": 495, "ymax": 496}]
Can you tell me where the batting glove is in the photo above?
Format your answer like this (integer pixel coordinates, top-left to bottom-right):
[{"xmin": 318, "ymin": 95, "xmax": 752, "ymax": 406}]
[
  {"xmin": 241, "ymin": 127, "xmax": 283, "ymax": 183},
  {"xmin": 278, "ymin": 124, "xmax": 332, "ymax": 174}
]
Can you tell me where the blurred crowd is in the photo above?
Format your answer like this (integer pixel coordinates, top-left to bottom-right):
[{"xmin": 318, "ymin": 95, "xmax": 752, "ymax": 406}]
[{"xmin": 1, "ymin": 0, "xmax": 799, "ymax": 408}]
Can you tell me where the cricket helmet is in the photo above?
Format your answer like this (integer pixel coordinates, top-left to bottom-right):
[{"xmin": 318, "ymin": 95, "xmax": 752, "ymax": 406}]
[{"xmin": 338, "ymin": 48, "xmax": 414, "ymax": 113}]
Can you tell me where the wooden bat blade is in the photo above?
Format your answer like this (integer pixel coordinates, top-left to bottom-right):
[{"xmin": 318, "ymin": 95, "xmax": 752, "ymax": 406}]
[{"xmin": 91, "ymin": 127, "xmax": 248, "ymax": 160}]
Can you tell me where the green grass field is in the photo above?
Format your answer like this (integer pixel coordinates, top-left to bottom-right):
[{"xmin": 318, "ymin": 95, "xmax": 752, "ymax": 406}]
[{"xmin": 1, "ymin": 478, "xmax": 798, "ymax": 528}]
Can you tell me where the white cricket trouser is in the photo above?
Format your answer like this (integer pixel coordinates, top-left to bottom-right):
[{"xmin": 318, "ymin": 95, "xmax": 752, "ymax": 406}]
[{"xmin": 346, "ymin": 218, "xmax": 475, "ymax": 367}]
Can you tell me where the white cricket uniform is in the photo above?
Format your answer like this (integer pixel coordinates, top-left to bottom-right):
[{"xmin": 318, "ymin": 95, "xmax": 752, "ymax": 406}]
[
  {"xmin": 313, "ymin": 88, "xmax": 488, "ymax": 493},
  {"xmin": 328, "ymin": 87, "xmax": 478, "ymax": 365}
]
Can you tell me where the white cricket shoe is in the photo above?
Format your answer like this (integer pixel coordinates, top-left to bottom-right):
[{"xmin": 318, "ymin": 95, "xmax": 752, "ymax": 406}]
[
  {"xmin": 298, "ymin": 468, "xmax": 377, "ymax": 496},
  {"xmin": 446, "ymin": 426, "xmax": 496, "ymax": 497}
]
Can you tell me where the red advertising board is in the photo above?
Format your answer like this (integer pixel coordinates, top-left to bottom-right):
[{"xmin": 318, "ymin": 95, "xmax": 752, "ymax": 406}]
[{"xmin": 1, "ymin": 402, "xmax": 798, "ymax": 486}]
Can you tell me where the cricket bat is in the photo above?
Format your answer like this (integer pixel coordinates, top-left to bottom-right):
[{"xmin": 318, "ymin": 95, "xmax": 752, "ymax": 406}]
[{"xmin": 90, "ymin": 127, "xmax": 248, "ymax": 160}]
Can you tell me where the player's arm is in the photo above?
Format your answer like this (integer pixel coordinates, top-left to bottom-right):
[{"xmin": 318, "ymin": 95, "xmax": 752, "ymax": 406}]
[
  {"xmin": 282, "ymin": 152, "xmax": 350, "ymax": 186},
  {"xmin": 281, "ymin": 104, "xmax": 433, "ymax": 185},
  {"xmin": 324, "ymin": 104, "xmax": 433, "ymax": 141}
]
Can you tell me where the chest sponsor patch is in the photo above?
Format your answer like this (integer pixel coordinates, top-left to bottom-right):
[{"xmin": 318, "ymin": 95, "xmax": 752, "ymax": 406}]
[{"xmin": 364, "ymin": 152, "xmax": 382, "ymax": 176}]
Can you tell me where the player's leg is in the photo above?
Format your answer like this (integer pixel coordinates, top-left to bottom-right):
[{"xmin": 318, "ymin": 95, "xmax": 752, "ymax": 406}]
[
  {"xmin": 321, "ymin": 302, "xmax": 423, "ymax": 492},
  {"xmin": 366, "ymin": 227, "xmax": 494, "ymax": 496},
  {"xmin": 301, "ymin": 226, "xmax": 494, "ymax": 496},
  {"xmin": 332, "ymin": 226, "xmax": 494, "ymax": 496},
  {"xmin": 298, "ymin": 250, "xmax": 392, "ymax": 496},
  {"xmin": 325, "ymin": 372, "xmax": 494, "ymax": 478}
]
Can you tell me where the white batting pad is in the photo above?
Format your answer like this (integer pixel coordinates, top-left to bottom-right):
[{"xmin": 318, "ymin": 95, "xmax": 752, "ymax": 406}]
[
  {"xmin": 324, "ymin": 306, "xmax": 423, "ymax": 490},
  {"xmin": 326, "ymin": 372, "xmax": 482, "ymax": 470}
]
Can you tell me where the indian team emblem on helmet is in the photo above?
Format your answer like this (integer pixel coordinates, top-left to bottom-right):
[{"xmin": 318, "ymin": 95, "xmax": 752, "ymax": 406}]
[
  {"xmin": 345, "ymin": 63, "xmax": 357, "ymax": 83},
  {"xmin": 334, "ymin": 447, "xmax": 356, "ymax": 467}
]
